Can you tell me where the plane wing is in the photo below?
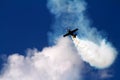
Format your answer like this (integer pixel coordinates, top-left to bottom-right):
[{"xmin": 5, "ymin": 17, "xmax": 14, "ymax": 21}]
[
  {"xmin": 71, "ymin": 28, "xmax": 78, "ymax": 33},
  {"xmin": 63, "ymin": 33, "xmax": 70, "ymax": 37}
]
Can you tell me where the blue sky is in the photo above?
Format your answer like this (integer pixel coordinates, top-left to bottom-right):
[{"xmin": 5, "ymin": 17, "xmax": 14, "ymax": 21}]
[
  {"xmin": 0, "ymin": 0, "xmax": 51, "ymax": 55},
  {"xmin": 0, "ymin": 0, "xmax": 120, "ymax": 80}
]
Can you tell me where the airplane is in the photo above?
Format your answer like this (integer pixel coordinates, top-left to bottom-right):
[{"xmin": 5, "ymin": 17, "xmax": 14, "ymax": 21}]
[{"xmin": 63, "ymin": 28, "xmax": 78, "ymax": 38}]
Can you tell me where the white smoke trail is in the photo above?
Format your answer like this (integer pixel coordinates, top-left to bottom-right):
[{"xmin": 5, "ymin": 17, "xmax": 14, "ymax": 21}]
[
  {"xmin": 47, "ymin": 0, "xmax": 118, "ymax": 69},
  {"xmin": 47, "ymin": 0, "xmax": 102, "ymax": 43},
  {"xmin": 47, "ymin": 0, "xmax": 93, "ymax": 44},
  {"xmin": 0, "ymin": 37, "xmax": 83, "ymax": 80},
  {"xmin": 72, "ymin": 36, "xmax": 117, "ymax": 69}
]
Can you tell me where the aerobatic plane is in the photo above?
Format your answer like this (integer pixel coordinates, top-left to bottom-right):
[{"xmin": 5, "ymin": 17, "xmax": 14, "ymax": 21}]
[{"xmin": 63, "ymin": 28, "xmax": 78, "ymax": 38}]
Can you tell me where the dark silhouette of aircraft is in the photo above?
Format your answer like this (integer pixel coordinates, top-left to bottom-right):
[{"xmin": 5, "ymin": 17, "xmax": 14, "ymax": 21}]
[{"xmin": 63, "ymin": 28, "xmax": 78, "ymax": 38}]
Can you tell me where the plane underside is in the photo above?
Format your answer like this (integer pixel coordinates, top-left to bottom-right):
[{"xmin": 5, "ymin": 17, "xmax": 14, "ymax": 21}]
[{"xmin": 63, "ymin": 28, "xmax": 78, "ymax": 38}]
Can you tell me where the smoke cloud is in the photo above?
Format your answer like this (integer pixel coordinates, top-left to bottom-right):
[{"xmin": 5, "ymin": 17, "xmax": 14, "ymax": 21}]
[
  {"xmin": 0, "ymin": 37, "xmax": 82, "ymax": 80},
  {"xmin": 47, "ymin": 0, "xmax": 117, "ymax": 69},
  {"xmin": 47, "ymin": 0, "xmax": 101, "ymax": 43},
  {"xmin": 72, "ymin": 37, "xmax": 117, "ymax": 69}
]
